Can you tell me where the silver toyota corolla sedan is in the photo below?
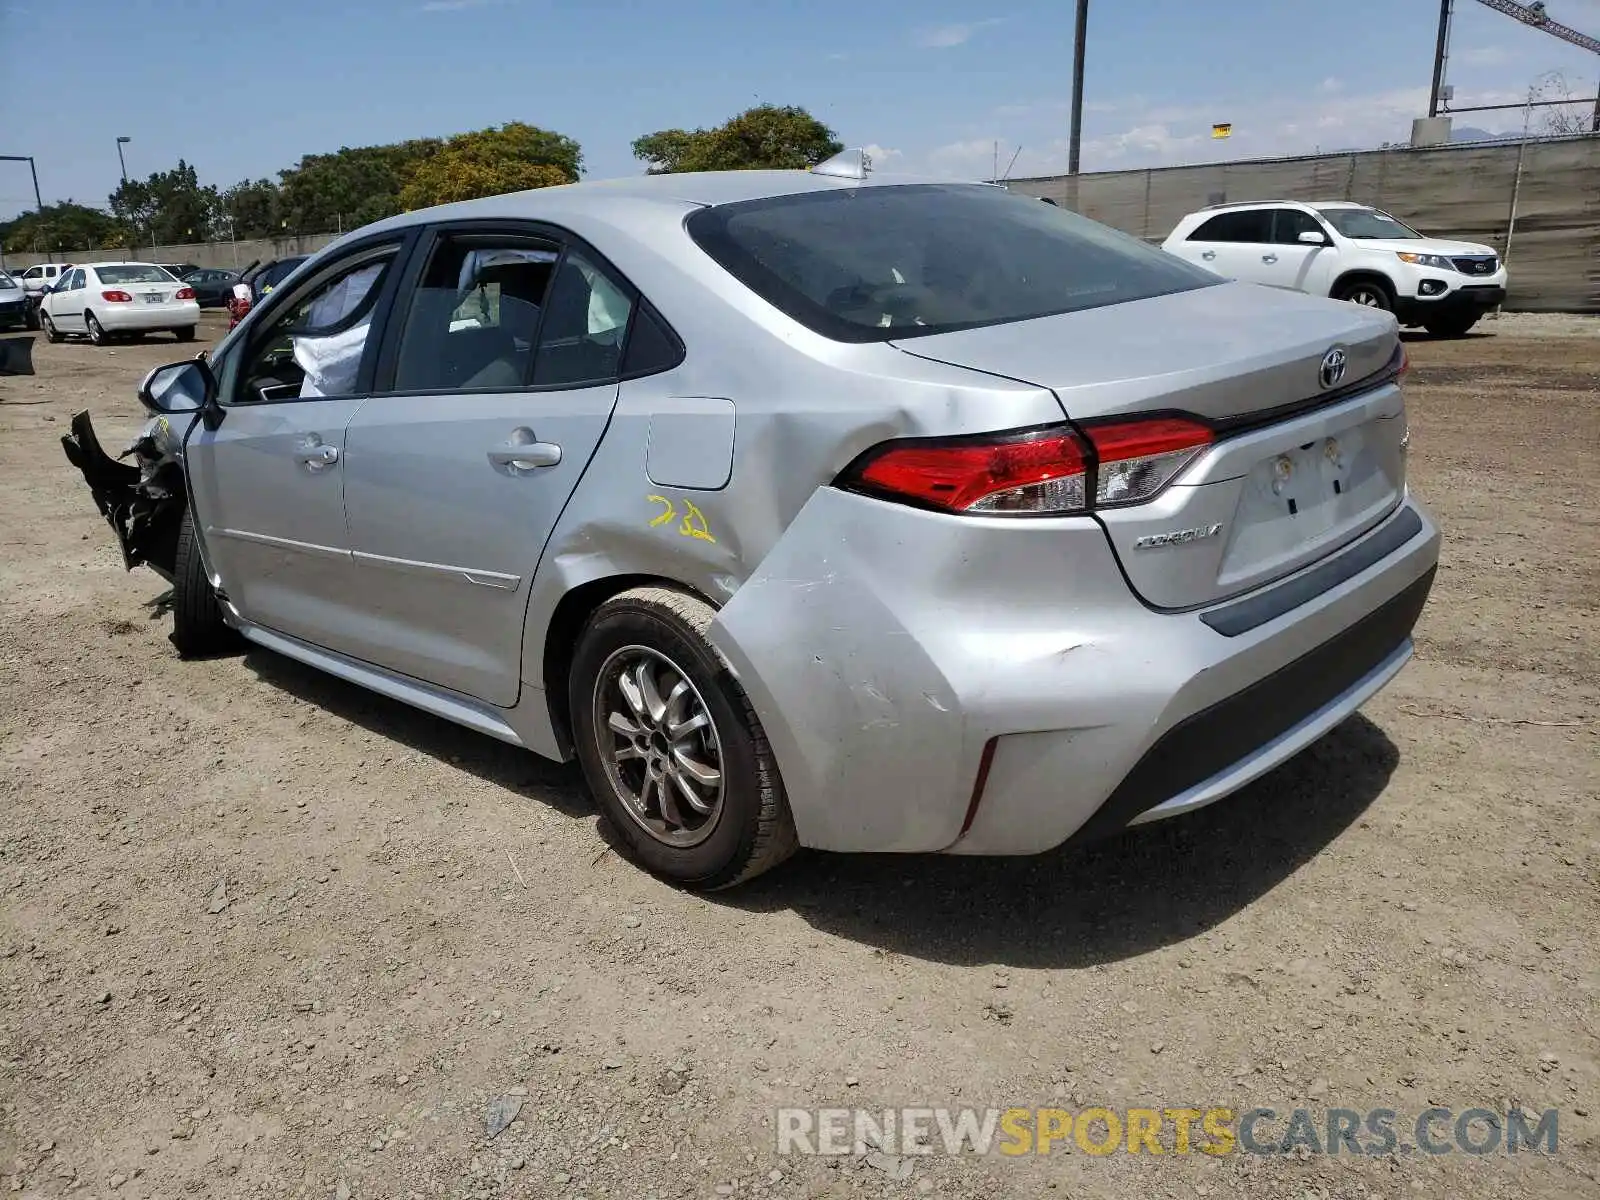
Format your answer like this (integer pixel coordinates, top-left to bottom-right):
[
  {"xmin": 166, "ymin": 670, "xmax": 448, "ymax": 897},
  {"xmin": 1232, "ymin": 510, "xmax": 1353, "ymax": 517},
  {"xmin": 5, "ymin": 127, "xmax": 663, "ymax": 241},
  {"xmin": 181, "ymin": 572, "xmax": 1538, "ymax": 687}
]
[{"xmin": 61, "ymin": 155, "xmax": 1439, "ymax": 889}]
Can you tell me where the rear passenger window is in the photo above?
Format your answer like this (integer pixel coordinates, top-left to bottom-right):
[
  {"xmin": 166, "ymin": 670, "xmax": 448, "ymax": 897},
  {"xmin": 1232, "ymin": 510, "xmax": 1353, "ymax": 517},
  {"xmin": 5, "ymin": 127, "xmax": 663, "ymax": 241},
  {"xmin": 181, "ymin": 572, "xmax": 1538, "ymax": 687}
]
[
  {"xmin": 622, "ymin": 303, "xmax": 683, "ymax": 378},
  {"xmin": 530, "ymin": 249, "xmax": 634, "ymax": 389},
  {"xmin": 1187, "ymin": 210, "xmax": 1271, "ymax": 243},
  {"xmin": 391, "ymin": 238, "xmax": 559, "ymax": 393}
]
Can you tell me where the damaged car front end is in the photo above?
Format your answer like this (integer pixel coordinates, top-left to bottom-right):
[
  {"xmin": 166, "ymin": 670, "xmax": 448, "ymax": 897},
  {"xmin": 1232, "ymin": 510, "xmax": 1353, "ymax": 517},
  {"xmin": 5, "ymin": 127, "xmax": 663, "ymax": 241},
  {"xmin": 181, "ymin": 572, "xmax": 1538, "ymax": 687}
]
[{"xmin": 60, "ymin": 403, "xmax": 190, "ymax": 582}]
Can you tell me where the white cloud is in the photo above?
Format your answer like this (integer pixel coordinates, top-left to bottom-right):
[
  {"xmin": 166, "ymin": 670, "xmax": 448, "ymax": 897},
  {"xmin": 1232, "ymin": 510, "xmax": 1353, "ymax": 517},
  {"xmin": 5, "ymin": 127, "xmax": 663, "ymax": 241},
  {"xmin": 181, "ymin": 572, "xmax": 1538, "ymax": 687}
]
[
  {"xmin": 1319, "ymin": 77, "xmax": 1342, "ymax": 94},
  {"xmin": 1455, "ymin": 45, "xmax": 1512, "ymax": 67},
  {"xmin": 905, "ymin": 82, "xmax": 1538, "ymax": 180},
  {"xmin": 914, "ymin": 18, "xmax": 1003, "ymax": 48}
]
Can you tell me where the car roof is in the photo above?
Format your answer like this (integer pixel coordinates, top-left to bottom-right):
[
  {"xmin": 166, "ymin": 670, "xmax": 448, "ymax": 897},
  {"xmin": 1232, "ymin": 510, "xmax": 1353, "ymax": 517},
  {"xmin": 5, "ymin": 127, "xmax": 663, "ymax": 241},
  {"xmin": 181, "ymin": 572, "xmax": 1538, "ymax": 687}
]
[
  {"xmin": 80, "ymin": 261, "xmax": 162, "ymax": 269},
  {"xmin": 355, "ymin": 169, "xmax": 976, "ymax": 238}
]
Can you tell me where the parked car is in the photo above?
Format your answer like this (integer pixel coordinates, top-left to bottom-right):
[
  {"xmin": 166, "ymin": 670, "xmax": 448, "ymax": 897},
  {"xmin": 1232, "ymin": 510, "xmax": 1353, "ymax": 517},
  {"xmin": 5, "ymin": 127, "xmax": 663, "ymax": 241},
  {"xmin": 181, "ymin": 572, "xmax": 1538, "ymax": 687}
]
[
  {"xmin": 1161, "ymin": 200, "xmax": 1507, "ymax": 337},
  {"xmin": 247, "ymin": 255, "xmax": 309, "ymax": 301},
  {"xmin": 182, "ymin": 267, "xmax": 243, "ymax": 308},
  {"xmin": 20, "ymin": 264, "xmax": 74, "ymax": 328},
  {"xmin": 157, "ymin": 262, "xmax": 200, "ymax": 280},
  {"xmin": 60, "ymin": 161, "xmax": 1439, "ymax": 889},
  {"xmin": 0, "ymin": 269, "xmax": 28, "ymax": 330},
  {"xmin": 38, "ymin": 261, "xmax": 200, "ymax": 345}
]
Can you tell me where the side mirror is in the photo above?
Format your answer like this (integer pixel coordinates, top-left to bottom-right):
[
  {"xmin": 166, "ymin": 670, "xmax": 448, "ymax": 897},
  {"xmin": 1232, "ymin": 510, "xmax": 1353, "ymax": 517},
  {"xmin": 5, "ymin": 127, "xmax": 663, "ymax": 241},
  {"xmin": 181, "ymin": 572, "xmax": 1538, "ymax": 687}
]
[
  {"xmin": 139, "ymin": 357, "xmax": 216, "ymax": 418},
  {"xmin": 1298, "ymin": 230, "xmax": 1328, "ymax": 246}
]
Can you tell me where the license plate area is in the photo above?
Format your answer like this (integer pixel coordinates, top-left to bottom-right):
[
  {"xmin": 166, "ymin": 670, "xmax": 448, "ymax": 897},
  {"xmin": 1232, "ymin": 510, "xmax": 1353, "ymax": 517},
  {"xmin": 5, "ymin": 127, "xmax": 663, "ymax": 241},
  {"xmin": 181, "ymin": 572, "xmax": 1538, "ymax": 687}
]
[
  {"xmin": 1216, "ymin": 413, "xmax": 1401, "ymax": 588},
  {"xmin": 143, "ymin": 292, "xmax": 164, "ymax": 304}
]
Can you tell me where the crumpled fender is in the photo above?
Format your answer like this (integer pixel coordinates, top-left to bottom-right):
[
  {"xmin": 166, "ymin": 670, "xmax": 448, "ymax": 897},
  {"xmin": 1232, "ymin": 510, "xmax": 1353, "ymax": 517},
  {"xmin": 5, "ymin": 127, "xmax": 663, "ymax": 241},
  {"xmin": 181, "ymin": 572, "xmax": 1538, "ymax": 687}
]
[{"xmin": 706, "ymin": 487, "xmax": 973, "ymax": 853}]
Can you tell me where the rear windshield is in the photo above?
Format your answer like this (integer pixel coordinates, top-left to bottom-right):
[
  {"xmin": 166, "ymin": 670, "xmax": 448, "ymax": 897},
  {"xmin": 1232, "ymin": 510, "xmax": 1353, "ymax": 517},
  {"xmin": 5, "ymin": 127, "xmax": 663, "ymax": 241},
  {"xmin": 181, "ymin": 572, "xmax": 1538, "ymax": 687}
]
[
  {"xmin": 686, "ymin": 183, "xmax": 1218, "ymax": 342},
  {"xmin": 98, "ymin": 265, "xmax": 173, "ymax": 284}
]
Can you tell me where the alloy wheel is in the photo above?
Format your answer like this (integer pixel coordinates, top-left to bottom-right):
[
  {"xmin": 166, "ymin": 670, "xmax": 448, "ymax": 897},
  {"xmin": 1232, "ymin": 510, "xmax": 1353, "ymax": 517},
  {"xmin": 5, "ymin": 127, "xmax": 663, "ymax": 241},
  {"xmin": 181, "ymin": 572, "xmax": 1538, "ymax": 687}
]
[{"xmin": 592, "ymin": 645, "xmax": 725, "ymax": 848}]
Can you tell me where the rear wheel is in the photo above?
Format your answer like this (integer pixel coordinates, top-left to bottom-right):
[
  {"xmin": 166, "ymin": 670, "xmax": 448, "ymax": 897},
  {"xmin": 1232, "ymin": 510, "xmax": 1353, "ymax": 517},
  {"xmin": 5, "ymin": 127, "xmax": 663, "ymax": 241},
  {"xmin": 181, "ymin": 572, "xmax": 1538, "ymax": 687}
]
[
  {"xmin": 569, "ymin": 587, "xmax": 798, "ymax": 889},
  {"xmin": 1424, "ymin": 315, "xmax": 1478, "ymax": 338},
  {"xmin": 85, "ymin": 312, "xmax": 107, "ymax": 346},
  {"xmin": 170, "ymin": 508, "xmax": 238, "ymax": 658},
  {"xmin": 40, "ymin": 311, "xmax": 61, "ymax": 343},
  {"xmin": 174, "ymin": 325, "xmax": 196, "ymax": 343},
  {"xmin": 24, "ymin": 304, "xmax": 39, "ymax": 331},
  {"xmin": 1335, "ymin": 279, "xmax": 1393, "ymax": 311}
]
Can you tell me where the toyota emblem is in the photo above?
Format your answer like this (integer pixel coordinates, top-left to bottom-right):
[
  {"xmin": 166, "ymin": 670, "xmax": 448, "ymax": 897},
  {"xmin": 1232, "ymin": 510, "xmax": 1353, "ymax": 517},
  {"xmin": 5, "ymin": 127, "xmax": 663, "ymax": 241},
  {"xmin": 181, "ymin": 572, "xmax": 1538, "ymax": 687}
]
[{"xmin": 1319, "ymin": 347, "xmax": 1348, "ymax": 390}]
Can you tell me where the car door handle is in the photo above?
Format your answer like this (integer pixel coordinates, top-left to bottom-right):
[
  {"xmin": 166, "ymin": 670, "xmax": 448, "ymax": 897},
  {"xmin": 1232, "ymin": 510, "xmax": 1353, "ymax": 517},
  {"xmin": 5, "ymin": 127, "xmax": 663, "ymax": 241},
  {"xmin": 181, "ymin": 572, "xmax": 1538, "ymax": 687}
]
[
  {"xmin": 1262, "ymin": 253, "xmax": 1278, "ymax": 263},
  {"xmin": 295, "ymin": 444, "xmax": 339, "ymax": 469},
  {"xmin": 488, "ymin": 439, "xmax": 562, "ymax": 472},
  {"xmin": 1201, "ymin": 250, "xmax": 1216, "ymax": 260}
]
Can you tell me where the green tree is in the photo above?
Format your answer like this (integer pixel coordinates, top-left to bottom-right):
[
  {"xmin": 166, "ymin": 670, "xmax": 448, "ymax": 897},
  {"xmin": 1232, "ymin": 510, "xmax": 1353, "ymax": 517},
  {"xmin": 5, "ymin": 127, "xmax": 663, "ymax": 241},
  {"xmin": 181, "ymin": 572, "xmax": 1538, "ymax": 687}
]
[
  {"xmin": 276, "ymin": 139, "xmax": 443, "ymax": 233},
  {"xmin": 108, "ymin": 159, "xmax": 221, "ymax": 244},
  {"xmin": 219, "ymin": 178, "xmax": 283, "ymax": 240},
  {"xmin": 398, "ymin": 122, "xmax": 581, "ymax": 209},
  {"xmin": 631, "ymin": 105, "xmax": 843, "ymax": 173},
  {"xmin": 1, "ymin": 202, "xmax": 133, "ymax": 254}
]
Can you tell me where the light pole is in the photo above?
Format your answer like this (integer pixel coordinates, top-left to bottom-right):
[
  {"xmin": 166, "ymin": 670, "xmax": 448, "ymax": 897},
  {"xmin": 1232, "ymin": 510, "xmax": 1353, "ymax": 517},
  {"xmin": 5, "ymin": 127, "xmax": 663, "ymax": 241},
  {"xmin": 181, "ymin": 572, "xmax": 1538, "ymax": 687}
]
[
  {"xmin": 1067, "ymin": 0, "xmax": 1090, "ymax": 177},
  {"xmin": 0, "ymin": 154, "xmax": 45, "ymax": 262},
  {"xmin": 115, "ymin": 137, "xmax": 142, "ymax": 258}
]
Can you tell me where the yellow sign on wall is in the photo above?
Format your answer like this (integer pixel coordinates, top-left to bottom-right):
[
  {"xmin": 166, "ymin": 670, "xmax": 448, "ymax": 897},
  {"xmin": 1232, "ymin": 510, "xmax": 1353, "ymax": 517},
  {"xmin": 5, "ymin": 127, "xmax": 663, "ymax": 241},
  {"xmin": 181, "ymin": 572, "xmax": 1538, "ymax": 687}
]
[{"xmin": 1211, "ymin": 123, "xmax": 1232, "ymax": 139}]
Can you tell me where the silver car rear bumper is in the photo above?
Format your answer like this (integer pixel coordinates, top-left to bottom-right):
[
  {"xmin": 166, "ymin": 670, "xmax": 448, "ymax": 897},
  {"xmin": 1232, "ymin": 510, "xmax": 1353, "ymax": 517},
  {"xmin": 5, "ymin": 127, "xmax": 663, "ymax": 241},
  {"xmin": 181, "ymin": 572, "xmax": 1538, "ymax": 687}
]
[{"xmin": 708, "ymin": 490, "xmax": 1439, "ymax": 856}]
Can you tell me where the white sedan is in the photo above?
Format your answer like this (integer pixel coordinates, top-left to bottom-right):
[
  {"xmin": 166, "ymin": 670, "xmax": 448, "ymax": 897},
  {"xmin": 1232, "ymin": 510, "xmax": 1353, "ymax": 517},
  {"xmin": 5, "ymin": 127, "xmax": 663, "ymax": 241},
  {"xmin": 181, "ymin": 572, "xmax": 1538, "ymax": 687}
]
[{"xmin": 39, "ymin": 262, "xmax": 200, "ymax": 345}]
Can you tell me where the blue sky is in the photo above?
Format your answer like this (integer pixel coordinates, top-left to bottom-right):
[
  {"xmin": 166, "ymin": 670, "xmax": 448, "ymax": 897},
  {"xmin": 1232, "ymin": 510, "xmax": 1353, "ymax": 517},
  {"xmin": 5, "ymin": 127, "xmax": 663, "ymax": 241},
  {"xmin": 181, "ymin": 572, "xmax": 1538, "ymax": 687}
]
[{"xmin": 3, "ymin": 0, "xmax": 1599, "ymax": 220}]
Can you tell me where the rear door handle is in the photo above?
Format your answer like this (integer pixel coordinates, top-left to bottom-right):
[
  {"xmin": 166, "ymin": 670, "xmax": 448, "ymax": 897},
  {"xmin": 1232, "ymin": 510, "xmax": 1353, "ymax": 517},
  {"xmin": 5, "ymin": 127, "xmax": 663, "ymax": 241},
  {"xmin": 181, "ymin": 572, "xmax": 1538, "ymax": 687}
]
[
  {"xmin": 1262, "ymin": 253, "xmax": 1278, "ymax": 263},
  {"xmin": 1200, "ymin": 250, "xmax": 1216, "ymax": 261},
  {"xmin": 488, "ymin": 430, "xmax": 562, "ymax": 473},
  {"xmin": 294, "ymin": 444, "xmax": 339, "ymax": 469}
]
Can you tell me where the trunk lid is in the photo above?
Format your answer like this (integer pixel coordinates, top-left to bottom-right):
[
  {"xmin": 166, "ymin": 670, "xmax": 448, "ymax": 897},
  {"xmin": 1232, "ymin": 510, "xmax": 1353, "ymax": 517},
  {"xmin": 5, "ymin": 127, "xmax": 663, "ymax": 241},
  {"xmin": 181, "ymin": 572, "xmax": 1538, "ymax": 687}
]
[{"xmin": 894, "ymin": 281, "xmax": 1409, "ymax": 610}]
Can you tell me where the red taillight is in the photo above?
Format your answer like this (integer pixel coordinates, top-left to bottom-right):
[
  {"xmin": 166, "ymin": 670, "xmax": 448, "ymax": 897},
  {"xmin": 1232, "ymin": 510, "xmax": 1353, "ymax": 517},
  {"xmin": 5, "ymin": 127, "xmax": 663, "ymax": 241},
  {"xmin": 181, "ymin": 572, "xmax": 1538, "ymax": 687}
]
[
  {"xmin": 175, "ymin": 287, "xmax": 195, "ymax": 300},
  {"xmin": 853, "ymin": 426, "xmax": 1089, "ymax": 514},
  {"xmin": 101, "ymin": 289, "xmax": 133, "ymax": 303},
  {"xmin": 844, "ymin": 416, "xmax": 1213, "ymax": 516},
  {"xmin": 1397, "ymin": 344, "xmax": 1410, "ymax": 377}
]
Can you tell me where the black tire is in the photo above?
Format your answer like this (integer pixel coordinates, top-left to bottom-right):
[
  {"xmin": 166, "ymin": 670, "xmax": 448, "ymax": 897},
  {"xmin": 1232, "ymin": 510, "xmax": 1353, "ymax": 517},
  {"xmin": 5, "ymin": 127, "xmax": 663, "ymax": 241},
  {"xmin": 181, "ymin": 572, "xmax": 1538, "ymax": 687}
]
[
  {"xmin": 174, "ymin": 325, "xmax": 196, "ymax": 343},
  {"xmin": 170, "ymin": 508, "xmax": 238, "ymax": 658},
  {"xmin": 1334, "ymin": 278, "xmax": 1394, "ymax": 311},
  {"xmin": 86, "ymin": 312, "xmax": 107, "ymax": 346},
  {"xmin": 569, "ymin": 586, "xmax": 798, "ymax": 889},
  {"xmin": 24, "ymin": 304, "xmax": 39, "ymax": 331},
  {"xmin": 1424, "ymin": 315, "xmax": 1478, "ymax": 338},
  {"xmin": 40, "ymin": 311, "xmax": 61, "ymax": 343}
]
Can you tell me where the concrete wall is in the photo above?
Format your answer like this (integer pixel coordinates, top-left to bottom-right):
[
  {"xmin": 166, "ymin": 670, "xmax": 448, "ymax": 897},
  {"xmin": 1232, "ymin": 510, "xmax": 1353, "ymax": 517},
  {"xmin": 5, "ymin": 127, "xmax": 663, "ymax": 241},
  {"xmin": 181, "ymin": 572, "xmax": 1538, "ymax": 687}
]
[
  {"xmin": 0, "ymin": 233, "xmax": 341, "ymax": 274},
  {"xmin": 1009, "ymin": 135, "xmax": 1600, "ymax": 313}
]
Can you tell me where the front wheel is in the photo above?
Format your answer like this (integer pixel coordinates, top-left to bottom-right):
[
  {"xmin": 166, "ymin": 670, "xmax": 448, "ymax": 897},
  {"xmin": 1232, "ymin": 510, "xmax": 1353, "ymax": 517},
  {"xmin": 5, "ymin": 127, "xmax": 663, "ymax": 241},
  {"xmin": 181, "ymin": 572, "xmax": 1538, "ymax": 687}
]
[
  {"xmin": 1335, "ymin": 280, "xmax": 1393, "ymax": 311},
  {"xmin": 170, "ymin": 508, "xmax": 239, "ymax": 658},
  {"xmin": 85, "ymin": 312, "xmax": 107, "ymax": 346},
  {"xmin": 40, "ymin": 311, "xmax": 61, "ymax": 343},
  {"xmin": 569, "ymin": 587, "xmax": 798, "ymax": 889}
]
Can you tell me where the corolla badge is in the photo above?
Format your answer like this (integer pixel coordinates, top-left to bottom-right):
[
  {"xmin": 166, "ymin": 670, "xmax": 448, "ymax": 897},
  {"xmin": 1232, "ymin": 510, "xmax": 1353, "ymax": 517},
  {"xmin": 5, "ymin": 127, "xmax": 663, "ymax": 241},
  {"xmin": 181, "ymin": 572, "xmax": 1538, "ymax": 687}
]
[
  {"xmin": 1319, "ymin": 347, "xmax": 1348, "ymax": 390},
  {"xmin": 1133, "ymin": 523, "xmax": 1222, "ymax": 550}
]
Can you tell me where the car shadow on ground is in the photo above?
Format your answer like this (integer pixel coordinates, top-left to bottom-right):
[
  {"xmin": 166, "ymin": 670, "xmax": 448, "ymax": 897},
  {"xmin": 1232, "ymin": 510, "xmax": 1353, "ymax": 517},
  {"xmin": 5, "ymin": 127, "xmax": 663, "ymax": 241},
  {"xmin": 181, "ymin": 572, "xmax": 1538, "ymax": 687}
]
[
  {"xmin": 241, "ymin": 648, "xmax": 593, "ymax": 820},
  {"xmin": 238, "ymin": 641, "xmax": 1397, "ymax": 968},
  {"xmin": 721, "ymin": 713, "xmax": 1399, "ymax": 969}
]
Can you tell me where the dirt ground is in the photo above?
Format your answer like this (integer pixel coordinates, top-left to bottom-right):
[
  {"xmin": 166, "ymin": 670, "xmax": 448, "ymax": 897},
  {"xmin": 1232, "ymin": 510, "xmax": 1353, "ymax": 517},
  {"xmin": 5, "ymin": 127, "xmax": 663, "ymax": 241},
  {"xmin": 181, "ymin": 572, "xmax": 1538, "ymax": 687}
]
[{"xmin": 1, "ymin": 310, "xmax": 1596, "ymax": 1200}]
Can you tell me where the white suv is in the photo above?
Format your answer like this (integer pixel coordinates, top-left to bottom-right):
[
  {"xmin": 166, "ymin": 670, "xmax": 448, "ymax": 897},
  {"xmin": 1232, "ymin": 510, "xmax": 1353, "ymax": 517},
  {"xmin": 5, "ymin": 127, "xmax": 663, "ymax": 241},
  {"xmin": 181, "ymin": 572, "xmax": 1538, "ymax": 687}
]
[{"xmin": 1161, "ymin": 201, "xmax": 1507, "ymax": 337}]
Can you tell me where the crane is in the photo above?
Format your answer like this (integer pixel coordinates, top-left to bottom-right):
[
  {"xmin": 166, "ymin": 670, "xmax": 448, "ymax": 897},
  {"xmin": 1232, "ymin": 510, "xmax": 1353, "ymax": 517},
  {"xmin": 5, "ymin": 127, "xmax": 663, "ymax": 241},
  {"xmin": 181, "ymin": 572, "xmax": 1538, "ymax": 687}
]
[{"xmin": 1428, "ymin": 0, "xmax": 1600, "ymax": 131}]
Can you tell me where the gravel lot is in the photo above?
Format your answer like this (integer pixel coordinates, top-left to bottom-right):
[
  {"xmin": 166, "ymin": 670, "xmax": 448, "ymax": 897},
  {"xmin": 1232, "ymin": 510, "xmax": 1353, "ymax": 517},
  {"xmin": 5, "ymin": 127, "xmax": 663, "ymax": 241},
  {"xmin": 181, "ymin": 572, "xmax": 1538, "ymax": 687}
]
[{"xmin": 2, "ymin": 313, "xmax": 1596, "ymax": 1200}]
